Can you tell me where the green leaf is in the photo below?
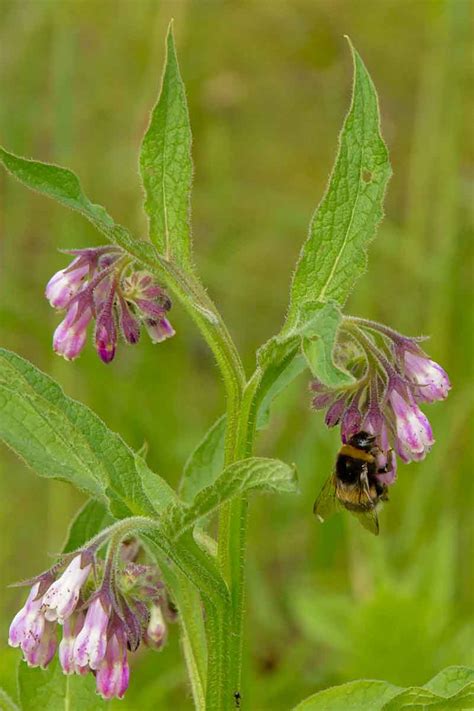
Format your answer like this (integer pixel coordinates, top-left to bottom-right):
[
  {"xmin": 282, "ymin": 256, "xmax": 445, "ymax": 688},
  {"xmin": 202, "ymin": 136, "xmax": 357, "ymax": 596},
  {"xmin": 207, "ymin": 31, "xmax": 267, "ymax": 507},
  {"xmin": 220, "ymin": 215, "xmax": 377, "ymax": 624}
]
[
  {"xmin": 0, "ymin": 147, "xmax": 159, "ymax": 272},
  {"xmin": 257, "ymin": 300, "xmax": 353, "ymax": 424},
  {"xmin": 0, "ymin": 146, "xmax": 222, "ymax": 333},
  {"xmin": 140, "ymin": 21, "xmax": 193, "ymax": 268},
  {"xmin": 256, "ymin": 352, "xmax": 307, "ymax": 430},
  {"xmin": 18, "ymin": 658, "xmax": 105, "ymax": 711},
  {"xmin": 0, "ymin": 687, "xmax": 20, "ymax": 711},
  {"xmin": 164, "ymin": 457, "xmax": 297, "ymax": 539},
  {"xmin": 294, "ymin": 680, "xmax": 401, "ymax": 711},
  {"xmin": 424, "ymin": 666, "xmax": 474, "ymax": 697},
  {"xmin": 293, "ymin": 666, "xmax": 474, "ymax": 711},
  {"xmin": 134, "ymin": 452, "xmax": 179, "ymax": 512},
  {"xmin": 0, "ymin": 348, "xmax": 174, "ymax": 519},
  {"xmin": 155, "ymin": 557, "xmax": 207, "ymax": 710},
  {"xmin": 299, "ymin": 301, "xmax": 354, "ymax": 388},
  {"xmin": 62, "ymin": 499, "xmax": 113, "ymax": 553},
  {"xmin": 0, "ymin": 349, "xmax": 229, "ymax": 609},
  {"xmin": 286, "ymin": 39, "xmax": 391, "ymax": 327},
  {"xmin": 179, "ymin": 416, "xmax": 226, "ymax": 503},
  {"xmin": 0, "ymin": 147, "xmax": 114, "ymax": 230}
]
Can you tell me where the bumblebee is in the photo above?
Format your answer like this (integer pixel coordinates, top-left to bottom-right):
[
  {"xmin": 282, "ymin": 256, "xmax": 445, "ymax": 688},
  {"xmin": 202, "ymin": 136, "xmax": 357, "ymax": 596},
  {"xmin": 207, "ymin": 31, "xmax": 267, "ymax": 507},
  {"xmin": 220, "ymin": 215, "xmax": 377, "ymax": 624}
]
[{"xmin": 313, "ymin": 431, "xmax": 393, "ymax": 535}]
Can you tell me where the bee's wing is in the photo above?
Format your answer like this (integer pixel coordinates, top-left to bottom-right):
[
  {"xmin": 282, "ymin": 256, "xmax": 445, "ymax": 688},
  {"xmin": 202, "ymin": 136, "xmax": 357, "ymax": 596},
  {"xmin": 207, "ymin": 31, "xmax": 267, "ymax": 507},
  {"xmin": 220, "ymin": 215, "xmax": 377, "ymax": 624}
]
[
  {"xmin": 352, "ymin": 507, "xmax": 380, "ymax": 536},
  {"xmin": 313, "ymin": 474, "xmax": 338, "ymax": 523}
]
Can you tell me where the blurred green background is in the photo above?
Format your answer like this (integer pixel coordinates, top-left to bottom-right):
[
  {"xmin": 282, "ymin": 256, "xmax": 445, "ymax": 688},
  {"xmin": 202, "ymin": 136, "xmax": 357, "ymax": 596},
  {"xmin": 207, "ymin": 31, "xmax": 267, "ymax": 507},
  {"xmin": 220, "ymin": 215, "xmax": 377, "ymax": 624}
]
[{"xmin": 0, "ymin": 1, "xmax": 472, "ymax": 709}]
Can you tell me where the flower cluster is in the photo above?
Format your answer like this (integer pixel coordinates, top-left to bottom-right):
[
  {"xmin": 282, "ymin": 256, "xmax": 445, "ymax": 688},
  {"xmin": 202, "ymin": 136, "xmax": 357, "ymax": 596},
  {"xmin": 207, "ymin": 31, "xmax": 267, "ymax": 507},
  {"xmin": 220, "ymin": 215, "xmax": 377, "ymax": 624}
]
[
  {"xmin": 45, "ymin": 246, "xmax": 174, "ymax": 363},
  {"xmin": 8, "ymin": 545, "xmax": 174, "ymax": 700},
  {"xmin": 311, "ymin": 317, "xmax": 451, "ymax": 482}
]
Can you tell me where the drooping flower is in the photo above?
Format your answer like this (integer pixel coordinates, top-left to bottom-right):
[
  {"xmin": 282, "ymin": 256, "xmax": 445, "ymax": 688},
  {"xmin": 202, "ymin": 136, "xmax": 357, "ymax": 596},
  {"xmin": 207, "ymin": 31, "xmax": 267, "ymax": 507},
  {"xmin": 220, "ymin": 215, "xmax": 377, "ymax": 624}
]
[
  {"xmin": 144, "ymin": 602, "xmax": 167, "ymax": 650},
  {"xmin": 46, "ymin": 247, "xmax": 174, "ymax": 363},
  {"xmin": 388, "ymin": 383, "xmax": 434, "ymax": 462},
  {"xmin": 42, "ymin": 553, "xmax": 92, "ymax": 624},
  {"xmin": 143, "ymin": 317, "xmax": 176, "ymax": 343},
  {"xmin": 53, "ymin": 302, "xmax": 93, "ymax": 361},
  {"xmin": 22, "ymin": 620, "xmax": 57, "ymax": 669},
  {"xmin": 95, "ymin": 623, "xmax": 130, "ymax": 700},
  {"xmin": 398, "ymin": 344, "xmax": 451, "ymax": 403},
  {"xmin": 8, "ymin": 583, "xmax": 46, "ymax": 654},
  {"xmin": 45, "ymin": 262, "xmax": 89, "ymax": 309},
  {"xmin": 73, "ymin": 594, "xmax": 111, "ymax": 670},
  {"xmin": 324, "ymin": 395, "xmax": 347, "ymax": 427},
  {"xmin": 58, "ymin": 611, "xmax": 88, "ymax": 675},
  {"xmin": 309, "ymin": 316, "xmax": 450, "ymax": 478},
  {"xmin": 8, "ymin": 538, "xmax": 175, "ymax": 700}
]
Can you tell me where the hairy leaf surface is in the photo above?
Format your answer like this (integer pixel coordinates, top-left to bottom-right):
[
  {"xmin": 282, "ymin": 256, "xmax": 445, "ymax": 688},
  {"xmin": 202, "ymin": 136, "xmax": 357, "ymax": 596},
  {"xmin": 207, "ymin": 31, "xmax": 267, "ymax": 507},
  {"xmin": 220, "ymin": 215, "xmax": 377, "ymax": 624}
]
[
  {"xmin": 0, "ymin": 349, "xmax": 174, "ymax": 519},
  {"xmin": 0, "ymin": 147, "xmax": 114, "ymax": 229},
  {"xmin": 286, "ymin": 40, "xmax": 391, "ymax": 325},
  {"xmin": 164, "ymin": 457, "xmax": 297, "ymax": 539},
  {"xmin": 140, "ymin": 22, "xmax": 193, "ymax": 268}
]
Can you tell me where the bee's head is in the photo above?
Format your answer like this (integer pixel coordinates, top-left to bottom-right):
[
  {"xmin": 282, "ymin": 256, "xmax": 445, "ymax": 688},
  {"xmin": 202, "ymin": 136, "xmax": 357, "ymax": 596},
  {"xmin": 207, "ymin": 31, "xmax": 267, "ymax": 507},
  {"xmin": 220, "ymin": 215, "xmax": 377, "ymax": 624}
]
[{"xmin": 348, "ymin": 431, "xmax": 376, "ymax": 452}]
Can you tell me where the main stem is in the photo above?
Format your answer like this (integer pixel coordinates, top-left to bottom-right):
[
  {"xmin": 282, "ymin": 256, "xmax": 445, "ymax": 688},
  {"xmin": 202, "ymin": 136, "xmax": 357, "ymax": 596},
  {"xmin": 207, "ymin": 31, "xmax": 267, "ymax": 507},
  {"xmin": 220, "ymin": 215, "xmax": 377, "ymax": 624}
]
[
  {"xmin": 142, "ymin": 254, "xmax": 255, "ymax": 708},
  {"xmin": 216, "ymin": 372, "xmax": 261, "ymax": 709}
]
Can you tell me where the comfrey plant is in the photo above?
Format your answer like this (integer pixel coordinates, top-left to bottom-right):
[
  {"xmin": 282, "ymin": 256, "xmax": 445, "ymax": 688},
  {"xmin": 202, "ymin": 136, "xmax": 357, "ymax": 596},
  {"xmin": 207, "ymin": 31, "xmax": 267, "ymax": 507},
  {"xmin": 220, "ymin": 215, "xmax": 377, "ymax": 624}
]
[{"xmin": 0, "ymin": 25, "xmax": 451, "ymax": 710}]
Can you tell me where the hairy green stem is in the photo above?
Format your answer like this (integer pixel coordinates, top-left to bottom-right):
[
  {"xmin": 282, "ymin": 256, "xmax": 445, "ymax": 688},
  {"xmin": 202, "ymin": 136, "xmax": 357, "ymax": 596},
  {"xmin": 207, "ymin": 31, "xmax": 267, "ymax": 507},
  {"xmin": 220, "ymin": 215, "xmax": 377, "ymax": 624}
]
[
  {"xmin": 215, "ymin": 371, "xmax": 263, "ymax": 707},
  {"xmin": 134, "ymin": 245, "xmax": 270, "ymax": 708}
]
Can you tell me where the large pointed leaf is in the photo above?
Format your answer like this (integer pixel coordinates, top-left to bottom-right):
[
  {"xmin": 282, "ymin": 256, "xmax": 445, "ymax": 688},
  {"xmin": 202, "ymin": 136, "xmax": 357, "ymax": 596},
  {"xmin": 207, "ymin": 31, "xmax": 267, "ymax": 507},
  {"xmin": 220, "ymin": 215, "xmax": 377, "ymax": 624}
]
[
  {"xmin": 0, "ymin": 348, "xmax": 175, "ymax": 519},
  {"xmin": 0, "ymin": 147, "xmax": 114, "ymax": 230},
  {"xmin": 0, "ymin": 146, "xmax": 159, "ymax": 271},
  {"xmin": 140, "ymin": 22, "xmax": 193, "ymax": 269},
  {"xmin": 164, "ymin": 457, "xmax": 297, "ymax": 539},
  {"xmin": 286, "ymin": 39, "xmax": 391, "ymax": 327}
]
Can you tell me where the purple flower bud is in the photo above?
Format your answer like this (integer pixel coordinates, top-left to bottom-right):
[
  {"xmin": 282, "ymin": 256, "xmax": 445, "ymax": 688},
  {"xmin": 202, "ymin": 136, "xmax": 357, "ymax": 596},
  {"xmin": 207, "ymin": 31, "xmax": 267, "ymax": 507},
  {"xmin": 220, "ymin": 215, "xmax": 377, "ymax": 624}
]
[
  {"xmin": 45, "ymin": 261, "xmax": 89, "ymax": 309},
  {"xmin": 362, "ymin": 407, "xmax": 384, "ymax": 440},
  {"xmin": 59, "ymin": 611, "xmax": 89, "ymax": 675},
  {"xmin": 403, "ymin": 350, "xmax": 451, "ymax": 403},
  {"xmin": 144, "ymin": 317, "xmax": 175, "ymax": 344},
  {"xmin": 92, "ymin": 273, "xmax": 114, "ymax": 313},
  {"xmin": 95, "ymin": 627, "xmax": 130, "ymax": 700},
  {"xmin": 341, "ymin": 398, "xmax": 363, "ymax": 442},
  {"xmin": 144, "ymin": 603, "xmax": 167, "ymax": 650},
  {"xmin": 95, "ymin": 310, "xmax": 117, "ymax": 364},
  {"xmin": 42, "ymin": 555, "xmax": 92, "ymax": 624},
  {"xmin": 388, "ymin": 385, "xmax": 434, "ymax": 462},
  {"xmin": 311, "ymin": 392, "xmax": 335, "ymax": 410},
  {"xmin": 22, "ymin": 620, "xmax": 57, "ymax": 669},
  {"xmin": 8, "ymin": 583, "xmax": 45, "ymax": 653},
  {"xmin": 73, "ymin": 595, "xmax": 111, "ymax": 670},
  {"xmin": 309, "ymin": 379, "xmax": 328, "ymax": 393},
  {"xmin": 53, "ymin": 303, "xmax": 92, "ymax": 361},
  {"xmin": 118, "ymin": 296, "xmax": 141, "ymax": 345},
  {"xmin": 325, "ymin": 395, "xmax": 347, "ymax": 427}
]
